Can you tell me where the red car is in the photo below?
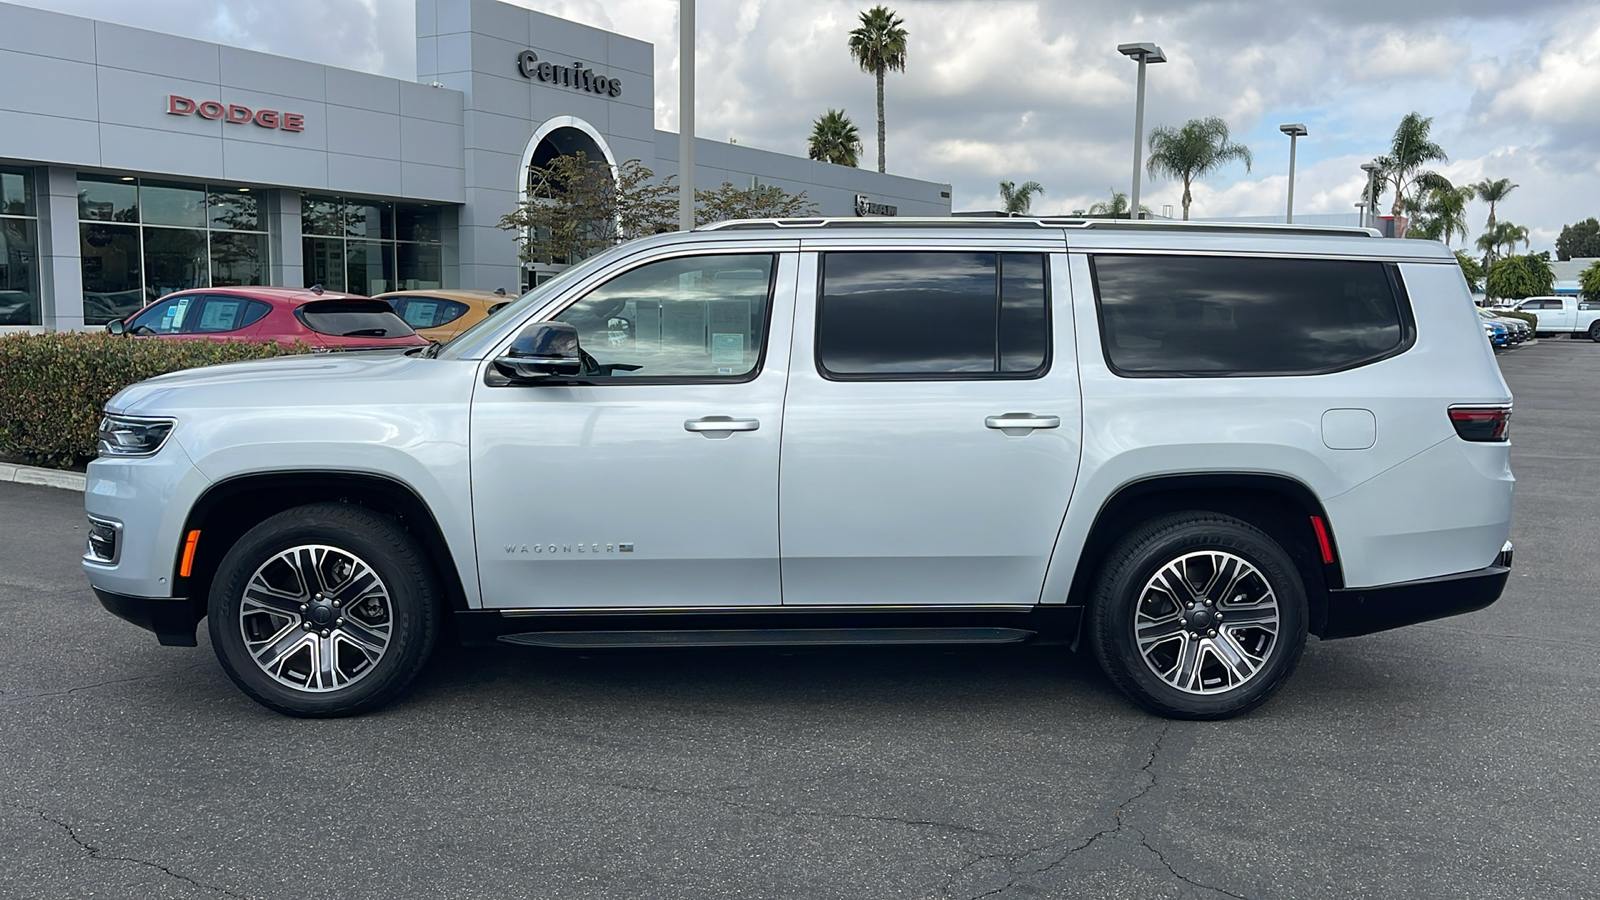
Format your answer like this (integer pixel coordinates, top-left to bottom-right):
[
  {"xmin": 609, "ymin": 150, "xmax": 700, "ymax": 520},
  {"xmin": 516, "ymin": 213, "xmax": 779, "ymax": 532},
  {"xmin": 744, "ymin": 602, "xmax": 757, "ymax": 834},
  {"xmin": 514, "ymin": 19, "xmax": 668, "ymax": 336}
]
[{"xmin": 105, "ymin": 286, "xmax": 430, "ymax": 350}]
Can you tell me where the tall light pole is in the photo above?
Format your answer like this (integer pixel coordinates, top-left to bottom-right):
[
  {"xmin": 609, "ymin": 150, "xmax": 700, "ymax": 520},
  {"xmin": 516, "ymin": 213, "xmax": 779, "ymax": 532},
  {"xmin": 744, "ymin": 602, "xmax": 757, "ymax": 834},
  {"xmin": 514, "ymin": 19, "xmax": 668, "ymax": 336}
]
[
  {"xmin": 1118, "ymin": 42, "xmax": 1165, "ymax": 221},
  {"xmin": 678, "ymin": 0, "xmax": 695, "ymax": 231},
  {"xmin": 1279, "ymin": 123, "xmax": 1306, "ymax": 224},
  {"xmin": 1359, "ymin": 161, "xmax": 1380, "ymax": 230}
]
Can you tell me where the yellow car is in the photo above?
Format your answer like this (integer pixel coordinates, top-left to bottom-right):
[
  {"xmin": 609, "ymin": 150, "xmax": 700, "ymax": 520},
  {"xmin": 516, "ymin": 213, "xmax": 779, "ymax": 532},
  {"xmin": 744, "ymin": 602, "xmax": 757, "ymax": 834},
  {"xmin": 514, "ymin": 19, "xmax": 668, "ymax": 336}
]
[{"xmin": 375, "ymin": 288, "xmax": 515, "ymax": 342}]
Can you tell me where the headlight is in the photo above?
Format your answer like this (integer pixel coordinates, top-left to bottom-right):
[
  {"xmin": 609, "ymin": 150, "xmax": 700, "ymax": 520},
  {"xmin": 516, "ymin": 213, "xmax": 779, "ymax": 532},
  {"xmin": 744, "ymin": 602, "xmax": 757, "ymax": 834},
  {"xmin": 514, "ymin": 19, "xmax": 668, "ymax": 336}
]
[{"xmin": 97, "ymin": 414, "xmax": 176, "ymax": 458}]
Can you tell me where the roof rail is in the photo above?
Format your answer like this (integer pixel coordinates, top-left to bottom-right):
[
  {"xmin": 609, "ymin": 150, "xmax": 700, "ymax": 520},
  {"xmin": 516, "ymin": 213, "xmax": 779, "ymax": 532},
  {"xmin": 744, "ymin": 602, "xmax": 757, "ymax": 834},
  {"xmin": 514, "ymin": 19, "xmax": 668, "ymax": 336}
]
[{"xmin": 696, "ymin": 217, "xmax": 1381, "ymax": 238}]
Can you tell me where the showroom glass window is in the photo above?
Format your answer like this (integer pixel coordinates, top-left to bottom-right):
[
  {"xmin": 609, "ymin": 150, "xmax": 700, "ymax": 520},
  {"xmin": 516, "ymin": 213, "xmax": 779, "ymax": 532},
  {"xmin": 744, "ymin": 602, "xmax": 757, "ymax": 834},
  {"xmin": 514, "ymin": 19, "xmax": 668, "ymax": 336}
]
[
  {"xmin": 77, "ymin": 175, "xmax": 270, "ymax": 325},
  {"xmin": 0, "ymin": 167, "xmax": 41, "ymax": 326},
  {"xmin": 302, "ymin": 195, "xmax": 443, "ymax": 296},
  {"xmin": 1090, "ymin": 255, "xmax": 1413, "ymax": 377}
]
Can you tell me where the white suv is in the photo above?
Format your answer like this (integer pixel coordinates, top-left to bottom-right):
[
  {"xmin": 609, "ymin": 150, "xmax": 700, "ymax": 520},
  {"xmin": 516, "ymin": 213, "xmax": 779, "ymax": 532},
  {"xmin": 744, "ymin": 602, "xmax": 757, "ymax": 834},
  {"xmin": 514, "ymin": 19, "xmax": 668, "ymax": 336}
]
[{"xmin": 83, "ymin": 219, "xmax": 1515, "ymax": 719}]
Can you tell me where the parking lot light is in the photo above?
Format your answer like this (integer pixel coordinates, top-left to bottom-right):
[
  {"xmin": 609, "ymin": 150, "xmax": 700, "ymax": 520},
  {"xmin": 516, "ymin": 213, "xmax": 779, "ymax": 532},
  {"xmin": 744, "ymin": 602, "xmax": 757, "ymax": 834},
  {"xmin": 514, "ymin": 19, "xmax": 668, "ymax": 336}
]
[
  {"xmin": 1118, "ymin": 42, "xmax": 1166, "ymax": 221},
  {"xmin": 1279, "ymin": 124, "xmax": 1307, "ymax": 224}
]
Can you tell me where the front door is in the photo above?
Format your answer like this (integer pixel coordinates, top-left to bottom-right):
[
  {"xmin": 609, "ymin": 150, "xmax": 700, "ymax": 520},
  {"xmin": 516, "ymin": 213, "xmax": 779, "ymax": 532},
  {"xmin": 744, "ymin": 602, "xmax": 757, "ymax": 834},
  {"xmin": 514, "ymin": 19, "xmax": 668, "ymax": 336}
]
[
  {"xmin": 471, "ymin": 249, "xmax": 797, "ymax": 609},
  {"xmin": 778, "ymin": 247, "xmax": 1082, "ymax": 607}
]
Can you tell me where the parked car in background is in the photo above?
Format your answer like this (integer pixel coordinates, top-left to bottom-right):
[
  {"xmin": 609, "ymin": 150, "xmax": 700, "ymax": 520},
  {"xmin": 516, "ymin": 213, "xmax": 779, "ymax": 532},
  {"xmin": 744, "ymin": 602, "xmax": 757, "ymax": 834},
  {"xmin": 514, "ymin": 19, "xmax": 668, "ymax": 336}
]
[
  {"xmin": 1478, "ymin": 308, "xmax": 1528, "ymax": 346},
  {"xmin": 1495, "ymin": 295, "xmax": 1600, "ymax": 341},
  {"xmin": 1482, "ymin": 317, "xmax": 1510, "ymax": 349},
  {"xmin": 375, "ymin": 289, "xmax": 513, "ymax": 343},
  {"xmin": 106, "ymin": 286, "xmax": 430, "ymax": 351}
]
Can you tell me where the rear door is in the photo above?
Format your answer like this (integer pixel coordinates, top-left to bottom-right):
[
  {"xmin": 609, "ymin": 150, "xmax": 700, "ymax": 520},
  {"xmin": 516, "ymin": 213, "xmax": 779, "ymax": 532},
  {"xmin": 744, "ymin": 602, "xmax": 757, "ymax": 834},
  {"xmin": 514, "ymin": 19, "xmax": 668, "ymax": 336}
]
[{"xmin": 777, "ymin": 239, "xmax": 1082, "ymax": 607}]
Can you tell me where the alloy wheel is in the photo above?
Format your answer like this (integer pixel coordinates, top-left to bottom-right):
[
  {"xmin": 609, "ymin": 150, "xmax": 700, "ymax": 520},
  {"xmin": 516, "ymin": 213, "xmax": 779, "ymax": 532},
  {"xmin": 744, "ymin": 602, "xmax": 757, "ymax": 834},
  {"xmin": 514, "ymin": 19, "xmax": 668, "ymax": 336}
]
[{"xmin": 1133, "ymin": 550, "xmax": 1281, "ymax": 695}]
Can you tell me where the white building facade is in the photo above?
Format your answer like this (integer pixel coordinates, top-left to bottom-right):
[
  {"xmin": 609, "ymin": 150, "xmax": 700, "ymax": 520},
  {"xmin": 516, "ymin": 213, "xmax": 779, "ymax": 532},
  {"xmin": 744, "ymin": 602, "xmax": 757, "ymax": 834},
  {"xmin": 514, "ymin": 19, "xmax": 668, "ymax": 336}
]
[{"xmin": 0, "ymin": 0, "xmax": 951, "ymax": 331}]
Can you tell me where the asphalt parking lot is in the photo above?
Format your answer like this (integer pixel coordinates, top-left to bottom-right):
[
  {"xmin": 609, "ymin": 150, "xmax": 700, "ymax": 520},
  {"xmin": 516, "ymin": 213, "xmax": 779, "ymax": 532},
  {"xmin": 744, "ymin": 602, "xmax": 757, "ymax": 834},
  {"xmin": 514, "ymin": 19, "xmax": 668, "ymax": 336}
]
[{"xmin": 3, "ymin": 338, "xmax": 1598, "ymax": 900}]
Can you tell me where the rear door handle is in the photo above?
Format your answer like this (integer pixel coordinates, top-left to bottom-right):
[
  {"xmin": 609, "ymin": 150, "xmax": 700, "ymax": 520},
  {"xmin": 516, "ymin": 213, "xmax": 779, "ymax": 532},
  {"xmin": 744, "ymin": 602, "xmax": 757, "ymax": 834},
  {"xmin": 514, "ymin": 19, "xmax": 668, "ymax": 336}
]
[
  {"xmin": 685, "ymin": 416, "xmax": 760, "ymax": 438},
  {"xmin": 985, "ymin": 413, "xmax": 1060, "ymax": 436}
]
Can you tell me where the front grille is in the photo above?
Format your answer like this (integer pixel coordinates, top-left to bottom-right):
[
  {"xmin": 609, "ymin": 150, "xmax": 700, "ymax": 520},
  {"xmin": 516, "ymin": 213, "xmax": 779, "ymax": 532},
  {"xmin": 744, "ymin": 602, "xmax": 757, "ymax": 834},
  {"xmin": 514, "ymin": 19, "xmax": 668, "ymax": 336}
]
[{"xmin": 86, "ymin": 517, "xmax": 120, "ymax": 565}]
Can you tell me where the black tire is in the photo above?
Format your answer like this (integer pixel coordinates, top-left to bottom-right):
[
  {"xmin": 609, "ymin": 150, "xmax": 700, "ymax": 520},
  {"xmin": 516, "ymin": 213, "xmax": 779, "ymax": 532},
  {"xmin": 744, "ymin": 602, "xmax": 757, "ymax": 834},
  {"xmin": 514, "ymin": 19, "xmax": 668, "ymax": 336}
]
[
  {"xmin": 208, "ymin": 503, "xmax": 440, "ymax": 717},
  {"xmin": 1088, "ymin": 512, "xmax": 1308, "ymax": 720},
  {"xmin": 1589, "ymin": 321, "xmax": 1600, "ymax": 342}
]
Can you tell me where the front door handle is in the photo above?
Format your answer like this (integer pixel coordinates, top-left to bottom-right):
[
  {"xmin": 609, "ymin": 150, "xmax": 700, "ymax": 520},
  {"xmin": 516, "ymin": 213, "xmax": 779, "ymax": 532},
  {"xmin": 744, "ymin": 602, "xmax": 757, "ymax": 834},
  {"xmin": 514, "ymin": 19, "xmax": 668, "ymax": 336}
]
[
  {"xmin": 685, "ymin": 416, "xmax": 760, "ymax": 439},
  {"xmin": 985, "ymin": 413, "xmax": 1060, "ymax": 436}
]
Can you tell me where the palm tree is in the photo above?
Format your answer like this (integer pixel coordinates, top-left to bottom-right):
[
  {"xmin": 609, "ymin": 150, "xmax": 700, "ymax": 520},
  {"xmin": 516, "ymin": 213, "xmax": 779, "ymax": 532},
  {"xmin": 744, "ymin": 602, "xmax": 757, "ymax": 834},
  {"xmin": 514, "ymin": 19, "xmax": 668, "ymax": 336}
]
[
  {"xmin": 998, "ymin": 180, "xmax": 1044, "ymax": 215},
  {"xmin": 1144, "ymin": 117, "xmax": 1252, "ymax": 220},
  {"xmin": 1077, "ymin": 188, "xmax": 1152, "ymax": 219},
  {"xmin": 1476, "ymin": 220, "xmax": 1530, "ymax": 263},
  {"xmin": 808, "ymin": 109, "xmax": 862, "ymax": 168},
  {"xmin": 1471, "ymin": 177, "xmax": 1518, "ymax": 232},
  {"xmin": 848, "ymin": 5, "xmax": 907, "ymax": 174},
  {"xmin": 1407, "ymin": 184, "xmax": 1476, "ymax": 246},
  {"xmin": 1373, "ymin": 112, "xmax": 1452, "ymax": 220}
]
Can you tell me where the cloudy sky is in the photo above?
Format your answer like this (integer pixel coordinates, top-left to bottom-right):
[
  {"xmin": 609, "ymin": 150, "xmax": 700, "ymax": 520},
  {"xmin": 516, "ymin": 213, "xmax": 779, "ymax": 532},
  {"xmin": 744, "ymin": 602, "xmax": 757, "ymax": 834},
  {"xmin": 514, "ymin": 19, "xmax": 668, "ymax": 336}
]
[{"xmin": 17, "ymin": 0, "xmax": 1600, "ymax": 251}]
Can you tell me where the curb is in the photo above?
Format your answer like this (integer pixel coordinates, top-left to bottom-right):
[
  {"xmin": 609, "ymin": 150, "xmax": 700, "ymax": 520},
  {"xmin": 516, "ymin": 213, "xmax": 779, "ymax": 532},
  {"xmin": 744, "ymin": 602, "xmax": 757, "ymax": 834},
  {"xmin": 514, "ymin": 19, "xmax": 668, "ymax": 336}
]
[{"xmin": 0, "ymin": 463, "xmax": 87, "ymax": 492}]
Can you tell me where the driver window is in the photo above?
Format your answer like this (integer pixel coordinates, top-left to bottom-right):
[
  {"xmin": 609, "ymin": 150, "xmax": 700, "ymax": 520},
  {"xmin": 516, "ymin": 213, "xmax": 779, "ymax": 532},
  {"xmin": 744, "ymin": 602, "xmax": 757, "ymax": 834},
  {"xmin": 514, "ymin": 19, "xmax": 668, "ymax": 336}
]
[
  {"xmin": 127, "ymin": 294, "xmax": 196, "ymax": 335},
  {"xmin": 553, "ymin": 254, "xmax": 775, "ymax": 379}
]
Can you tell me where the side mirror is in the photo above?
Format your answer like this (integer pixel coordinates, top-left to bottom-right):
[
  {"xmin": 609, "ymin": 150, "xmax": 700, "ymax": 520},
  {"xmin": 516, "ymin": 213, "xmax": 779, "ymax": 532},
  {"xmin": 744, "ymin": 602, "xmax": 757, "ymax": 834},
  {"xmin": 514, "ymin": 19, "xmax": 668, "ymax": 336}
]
[
  {"xmin": 493, "ymin": 321, "xmax": 582, "ymax": 382},
  {"xmin": 106, "ymin": 319, "xmax": 127, "ymax": 335}
]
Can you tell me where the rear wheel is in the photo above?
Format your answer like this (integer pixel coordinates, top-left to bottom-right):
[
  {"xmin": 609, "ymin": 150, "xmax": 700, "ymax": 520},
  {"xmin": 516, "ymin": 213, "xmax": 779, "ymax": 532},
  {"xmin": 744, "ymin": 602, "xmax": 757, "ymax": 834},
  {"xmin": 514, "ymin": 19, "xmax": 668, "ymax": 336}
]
[
  {"xmin": 1089, "ymin": 513, "xmax": 1308, "ymax": 719},
  {"xmin": 1589, "ymin": 321, "xmax": 1600, "ymax": 342},
  {"xmin": 208, "ymin": 503, "xmax": 439, "ymax": 717}
]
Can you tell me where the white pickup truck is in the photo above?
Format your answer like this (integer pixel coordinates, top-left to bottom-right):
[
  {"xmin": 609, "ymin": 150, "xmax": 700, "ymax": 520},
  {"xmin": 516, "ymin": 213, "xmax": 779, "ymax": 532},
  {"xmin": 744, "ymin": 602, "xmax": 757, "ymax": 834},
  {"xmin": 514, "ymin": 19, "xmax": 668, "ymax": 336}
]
[{"xmin": 1500, "ymin": 295, "xmax": 1600, "ymax": 341}]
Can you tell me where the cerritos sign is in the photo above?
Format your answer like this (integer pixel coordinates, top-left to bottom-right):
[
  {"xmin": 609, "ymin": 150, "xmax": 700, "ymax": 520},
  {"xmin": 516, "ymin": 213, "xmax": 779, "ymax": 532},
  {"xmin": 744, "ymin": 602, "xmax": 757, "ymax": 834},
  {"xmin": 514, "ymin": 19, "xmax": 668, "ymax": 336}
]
[
  {"xmin": 166, "ymin": 95, "xmax": 305, "ymax": 132},
  {"xmin": 515, "ymin": 51, "xmax": 623, "ymax": 99}
]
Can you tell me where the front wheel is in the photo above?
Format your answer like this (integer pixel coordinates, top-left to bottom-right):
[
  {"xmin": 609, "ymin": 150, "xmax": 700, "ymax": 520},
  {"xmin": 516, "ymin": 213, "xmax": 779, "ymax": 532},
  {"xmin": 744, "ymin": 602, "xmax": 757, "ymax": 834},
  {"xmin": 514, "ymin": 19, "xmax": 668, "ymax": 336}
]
[
  {"xmin": 1089, "ymin": 513, "xmax": 1308, "ymax": 719},
  {"xmin": 208, "ymin": 503, "xmax": 440, "ymax": 717}
]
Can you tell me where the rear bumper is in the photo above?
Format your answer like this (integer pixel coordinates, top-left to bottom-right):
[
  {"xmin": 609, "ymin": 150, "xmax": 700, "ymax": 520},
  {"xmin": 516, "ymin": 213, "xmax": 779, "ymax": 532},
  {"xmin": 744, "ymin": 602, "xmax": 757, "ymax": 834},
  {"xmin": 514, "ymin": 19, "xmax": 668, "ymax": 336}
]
[
  {"xmin": 1319, "ymin": 543, "xmax": 1512, "ymax": 640},
  {"xmin": 94, "ymin": 588, "xmax": 201, "ymax": 647}
]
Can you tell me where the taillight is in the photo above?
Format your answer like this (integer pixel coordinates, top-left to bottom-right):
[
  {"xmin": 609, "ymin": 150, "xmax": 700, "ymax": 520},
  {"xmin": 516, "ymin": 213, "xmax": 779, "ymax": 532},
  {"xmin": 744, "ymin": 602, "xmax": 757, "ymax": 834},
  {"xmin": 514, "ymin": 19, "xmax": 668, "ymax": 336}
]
[{"xmin": 1448, "ymin": 405, "xmax": 1510, "ymax": 442}]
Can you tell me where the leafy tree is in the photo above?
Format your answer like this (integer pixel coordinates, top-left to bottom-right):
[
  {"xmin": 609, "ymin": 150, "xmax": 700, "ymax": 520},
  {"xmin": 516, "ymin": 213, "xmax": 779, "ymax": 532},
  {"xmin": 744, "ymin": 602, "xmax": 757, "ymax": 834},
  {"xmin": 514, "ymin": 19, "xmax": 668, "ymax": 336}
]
[
  {"xmin": 694, "ymin": 182, "xmax": 819, "ymax": 225},
  {"xmin": 848, "ymin": 5, "xmax": 908, "ymax": 174},
  {"xmin": 1406, "ymin": 184, "xmax": 1475, "ymax": 246},
  {"xmin": 1073, "ymin": 188, "xmax": 1152, "ymax": 219},
  {"xmin": 1371, "ymin": 112, "xmax": 1452, "ymax": 223},
  {"xmin": 1555, "ymin": 217, "xmax": 1600, "ymax": 261},
  {"xmin": 1454, "ymin": 249, "xmax": 1484, "ymax": 294},
  {"xmin": 1485, "ymin": 252, "xmax": 1555, "ymax": 301},
  {"xmin": 1144, "ymin": 117, "xmax": 1252, "ymax": 221},
  {"xmin": 1470, "ymin": 177, "xmax": 1518, "ymax": 232},
  {"xmin": 998, "ymin": 180, "xmax": 1045, "ymax": 215},
  {"xmin": 1580, "ymin": 260, "xmax": 1600, "ymax": 304},
  {"xmin": 808, "ymin": 109, "xmax": 862, "ymax": 168},
  {"xmin": 1476, "ymin": 219, "xmax": 1530, "ymax": 265},
  {"xmin": 498, "ymin": 152, "xmax": 676, "ymax": 265}
]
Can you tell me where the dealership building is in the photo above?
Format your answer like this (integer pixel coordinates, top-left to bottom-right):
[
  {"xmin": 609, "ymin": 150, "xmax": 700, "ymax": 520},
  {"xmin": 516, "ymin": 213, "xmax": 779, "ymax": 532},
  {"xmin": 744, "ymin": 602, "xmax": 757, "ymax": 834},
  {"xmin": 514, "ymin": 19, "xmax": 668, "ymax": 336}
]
[{"xmin": 0, "ymin": 0, "xmax": 951, "ymax": 331}]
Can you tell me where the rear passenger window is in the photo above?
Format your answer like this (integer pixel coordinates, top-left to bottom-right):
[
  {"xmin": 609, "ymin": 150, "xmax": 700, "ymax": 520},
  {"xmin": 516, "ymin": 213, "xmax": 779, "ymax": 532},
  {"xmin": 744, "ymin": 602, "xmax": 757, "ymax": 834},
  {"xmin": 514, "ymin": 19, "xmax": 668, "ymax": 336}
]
[
  {"xmin": 393, "ymin": 297, "xmax": 469, "ymax": 329},
  {"xmin": 1091, "ymin": 255, "xmax": 1412, "ymax": 377},
  {"xmin": 190, "ymin": 295, "xmax": 269, "ymax": 333},
  {"xmin": 817, "ymin": 252, "xmax": 1049, "ymax": 379}
]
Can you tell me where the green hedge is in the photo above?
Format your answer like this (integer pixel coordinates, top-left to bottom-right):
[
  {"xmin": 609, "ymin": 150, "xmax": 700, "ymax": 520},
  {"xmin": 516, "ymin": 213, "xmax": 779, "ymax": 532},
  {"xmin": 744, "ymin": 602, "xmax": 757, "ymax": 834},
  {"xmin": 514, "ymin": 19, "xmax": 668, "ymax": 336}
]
[{"xmin": 0, "ymin": 333, "xmax": 298, "ymax": 469}]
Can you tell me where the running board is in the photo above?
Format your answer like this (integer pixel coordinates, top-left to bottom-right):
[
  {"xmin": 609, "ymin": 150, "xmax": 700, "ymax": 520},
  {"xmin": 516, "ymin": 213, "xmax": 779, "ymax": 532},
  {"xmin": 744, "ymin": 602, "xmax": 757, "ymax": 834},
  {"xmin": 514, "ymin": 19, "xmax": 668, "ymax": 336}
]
[{"xmin": 497, "ymin": 627, "xmax": 1036, "ymax": 649}]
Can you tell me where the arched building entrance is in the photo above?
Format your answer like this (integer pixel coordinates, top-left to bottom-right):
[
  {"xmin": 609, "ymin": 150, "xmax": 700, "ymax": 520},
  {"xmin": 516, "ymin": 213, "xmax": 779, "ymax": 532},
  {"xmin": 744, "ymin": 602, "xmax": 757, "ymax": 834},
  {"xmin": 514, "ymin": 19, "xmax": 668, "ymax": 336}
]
[{"xmin": 517, "ymin": 117, "xmax": 619, "ymax": 289}]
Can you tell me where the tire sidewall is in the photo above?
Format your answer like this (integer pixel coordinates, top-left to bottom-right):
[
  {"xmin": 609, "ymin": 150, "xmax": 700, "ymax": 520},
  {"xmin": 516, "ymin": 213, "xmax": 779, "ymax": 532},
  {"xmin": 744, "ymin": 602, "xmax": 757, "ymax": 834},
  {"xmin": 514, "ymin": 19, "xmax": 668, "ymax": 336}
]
[
  {"xmin": 208, "ymin": 504, "xmax": 437, "ymax": 717},
  {"xmin": 1091, "ymin": 516, "xmax": 1308, "ymax": 719}
]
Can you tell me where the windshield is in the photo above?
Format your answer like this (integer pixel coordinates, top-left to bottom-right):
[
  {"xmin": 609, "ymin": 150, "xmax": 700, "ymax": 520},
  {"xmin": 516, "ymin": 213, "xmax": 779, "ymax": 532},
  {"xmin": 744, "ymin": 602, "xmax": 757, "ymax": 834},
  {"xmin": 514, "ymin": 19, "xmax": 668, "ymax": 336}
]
[{"xmin": 436, "ymin": 247, "xmax": 633, "ymax": 361}]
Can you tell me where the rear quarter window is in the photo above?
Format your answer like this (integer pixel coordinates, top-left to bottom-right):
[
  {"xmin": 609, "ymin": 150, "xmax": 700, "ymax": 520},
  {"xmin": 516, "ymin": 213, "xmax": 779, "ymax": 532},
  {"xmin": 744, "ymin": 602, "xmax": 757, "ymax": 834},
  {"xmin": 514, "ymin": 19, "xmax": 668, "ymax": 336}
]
[
  {"xmin": 297, "ymin": 300, "xmax": 417, "ymax": 338},
  {"xmin": 1090, "ymin": 255, "xmax": 1414, "ymax": 377}
]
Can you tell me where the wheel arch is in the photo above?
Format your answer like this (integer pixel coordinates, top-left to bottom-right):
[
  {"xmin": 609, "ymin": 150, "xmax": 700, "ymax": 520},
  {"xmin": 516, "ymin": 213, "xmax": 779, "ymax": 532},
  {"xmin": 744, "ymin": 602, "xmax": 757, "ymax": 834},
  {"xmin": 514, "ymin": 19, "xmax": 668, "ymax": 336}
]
[
  {"xmin": 1060, "ymin": 472, "xmax": 1343, "ymax": 638},
  {"xmin": 175, "ymin": 471, "xmax": 472, "ymax": 625}
]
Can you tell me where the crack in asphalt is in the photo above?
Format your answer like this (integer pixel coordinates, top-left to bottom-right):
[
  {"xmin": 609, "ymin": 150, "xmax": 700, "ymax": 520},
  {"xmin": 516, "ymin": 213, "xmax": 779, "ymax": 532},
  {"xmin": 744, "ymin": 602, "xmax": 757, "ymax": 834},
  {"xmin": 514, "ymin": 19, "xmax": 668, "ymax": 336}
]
[
  {"xmin": 1, "ymin": 662, "xmax": 210, "ymax": 703},
  {"xmin": 598, "ymin": 779, "xmax": 991, "ymax": 835},
  {"xmin": 21, "ymin": 804, "xmax": 252, "ymax": 899},
  {"xmin": 1127, "ymin": 825, "xmax": 1250, "ymax": 900},
  {"xmin": 946, "ymin": 723, "xmax": 1254, "ymax": 900}
]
